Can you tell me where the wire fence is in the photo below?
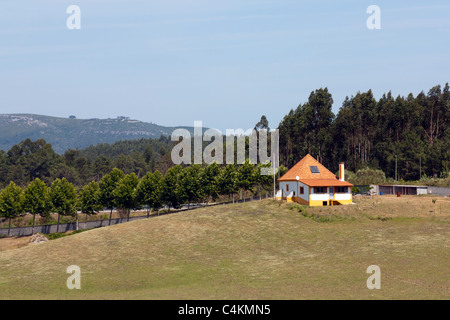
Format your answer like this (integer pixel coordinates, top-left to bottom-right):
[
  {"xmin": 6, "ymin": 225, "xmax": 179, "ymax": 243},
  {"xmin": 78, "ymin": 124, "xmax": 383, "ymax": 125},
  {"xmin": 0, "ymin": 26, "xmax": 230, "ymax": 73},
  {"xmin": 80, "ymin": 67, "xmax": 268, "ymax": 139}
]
[{"xmin": 0, "ymin": 193, "xmax": 275, "ymax": 237}]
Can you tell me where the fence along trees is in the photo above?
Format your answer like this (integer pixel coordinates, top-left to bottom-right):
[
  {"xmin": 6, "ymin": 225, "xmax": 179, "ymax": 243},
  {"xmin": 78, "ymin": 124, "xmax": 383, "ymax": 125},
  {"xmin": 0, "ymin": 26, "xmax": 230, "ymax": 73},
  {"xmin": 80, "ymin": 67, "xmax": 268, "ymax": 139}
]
[{"xmin": 0, "ymin": 162, "xmax": 276, "ymax": 235}]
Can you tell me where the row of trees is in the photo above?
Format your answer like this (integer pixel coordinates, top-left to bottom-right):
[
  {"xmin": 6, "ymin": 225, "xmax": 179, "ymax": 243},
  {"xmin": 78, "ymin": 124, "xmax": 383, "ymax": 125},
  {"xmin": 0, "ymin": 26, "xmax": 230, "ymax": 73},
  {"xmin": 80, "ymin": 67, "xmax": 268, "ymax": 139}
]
[
  {"xmin": 0, "ymin": 162, "xmax": 276, "ymax": 236},
  {"xmin": 0, "ymin": 178, "xmax": 76, "ymax": 236},
  {"xmin": 279, "ymin": 84, "xmax": 449, "ymax": 181}
]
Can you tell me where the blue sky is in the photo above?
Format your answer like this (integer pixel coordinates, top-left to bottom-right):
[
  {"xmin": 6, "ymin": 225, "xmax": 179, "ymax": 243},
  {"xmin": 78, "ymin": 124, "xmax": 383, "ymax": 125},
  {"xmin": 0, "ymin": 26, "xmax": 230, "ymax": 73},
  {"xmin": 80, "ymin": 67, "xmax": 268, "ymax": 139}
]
[{"xmin": 1, "ymin": 0, "xmax": 449, "ymax": 132}]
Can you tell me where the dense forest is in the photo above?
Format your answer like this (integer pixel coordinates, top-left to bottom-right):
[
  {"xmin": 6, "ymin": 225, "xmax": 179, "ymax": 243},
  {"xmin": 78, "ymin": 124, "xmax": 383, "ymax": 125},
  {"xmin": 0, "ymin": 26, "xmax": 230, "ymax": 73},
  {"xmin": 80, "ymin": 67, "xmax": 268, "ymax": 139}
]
[
  {"xmin": 0, "ymin": 83, "xmax": 448, "ymax": 190},
  {"xmin": 279, "ymin": 83, "xmax": 449, "ymax": 181},
  {"xmin": 0, "ymin": 137, "xmax": 175, "ymax": 188},
  {"xmin": 0, "ymin": 132, "xmax": 278, "ymax": 189}
]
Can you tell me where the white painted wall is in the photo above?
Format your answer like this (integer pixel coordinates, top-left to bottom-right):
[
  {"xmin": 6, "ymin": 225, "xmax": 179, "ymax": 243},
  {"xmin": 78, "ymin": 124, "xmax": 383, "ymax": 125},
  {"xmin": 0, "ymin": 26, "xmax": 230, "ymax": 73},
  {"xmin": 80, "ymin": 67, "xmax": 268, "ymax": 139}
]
[
  {"xmin": 310, "ymin": 193, "xmax": 330, "ymax": 201},
  {"xmin": 279, "ymin": 181, "xmax": 300, "ymax": 197},
  {"xmin": 335, "ymin": 193, "xmax": 351, "ymax": 201},
  {"xmin": 298, "ymin": 182, "xmax": 309, "ymax": 203},
  {"xmin": 369, "ymin": 185, "xmax": 379, "ymax": 196},
  {"xmin": 280, "ymin": 181, "xmax": 310, "ymax": 201},
  {"xmin": 417, "ymin": 187, "xmax": 428, "ymax": 195},
  {"xmin": 281, "ymin": 183, "xmax": 353, "ymax": 203}
]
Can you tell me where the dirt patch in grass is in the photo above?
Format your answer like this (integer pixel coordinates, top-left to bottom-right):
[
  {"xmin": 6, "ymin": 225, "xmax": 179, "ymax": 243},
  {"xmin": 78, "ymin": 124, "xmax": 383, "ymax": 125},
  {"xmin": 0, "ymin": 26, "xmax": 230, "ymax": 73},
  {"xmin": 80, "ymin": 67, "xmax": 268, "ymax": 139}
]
[{"xmin": 0, "ymin": 236, "xmax": 32, "ymax": 252}]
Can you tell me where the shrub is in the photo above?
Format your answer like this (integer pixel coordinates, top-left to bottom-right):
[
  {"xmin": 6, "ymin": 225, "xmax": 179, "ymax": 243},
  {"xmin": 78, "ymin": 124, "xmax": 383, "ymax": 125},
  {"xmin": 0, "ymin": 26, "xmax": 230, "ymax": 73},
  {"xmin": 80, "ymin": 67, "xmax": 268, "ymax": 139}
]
[
  {"xmin": 288, "ymin": 203, "xmax": 309, "ymax": 215},
  {"xmin": 47, "ymin": 229, "xmax": 90, "ymax": 240},
  {"xmin": 354, "ymin": 168, "xmax": 386, "ymax": 185},
  {"xmin": 352, "ymin": 186, "xmax": 361, "ymax": 194},
  {"xmin": 46, "ymin": 233, "xmax": 66, "ymax": 240}
]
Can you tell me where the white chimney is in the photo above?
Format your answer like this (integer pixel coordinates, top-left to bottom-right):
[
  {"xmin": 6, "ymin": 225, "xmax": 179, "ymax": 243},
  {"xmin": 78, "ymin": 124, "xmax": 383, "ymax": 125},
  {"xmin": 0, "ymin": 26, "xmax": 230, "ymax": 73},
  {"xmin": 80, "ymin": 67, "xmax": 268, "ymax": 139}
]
[{"xmin": 339, "ymin": 162, "xmax": 345, "ymax": 181}]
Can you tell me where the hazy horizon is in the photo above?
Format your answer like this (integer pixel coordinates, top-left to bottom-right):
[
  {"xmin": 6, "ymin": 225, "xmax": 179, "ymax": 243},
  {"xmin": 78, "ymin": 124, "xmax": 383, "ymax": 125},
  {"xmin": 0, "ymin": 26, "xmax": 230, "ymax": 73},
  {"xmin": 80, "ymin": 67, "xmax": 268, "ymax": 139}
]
[{"xmin": 1, "ymin": 0, "xmax": 449, "ymax": 132}]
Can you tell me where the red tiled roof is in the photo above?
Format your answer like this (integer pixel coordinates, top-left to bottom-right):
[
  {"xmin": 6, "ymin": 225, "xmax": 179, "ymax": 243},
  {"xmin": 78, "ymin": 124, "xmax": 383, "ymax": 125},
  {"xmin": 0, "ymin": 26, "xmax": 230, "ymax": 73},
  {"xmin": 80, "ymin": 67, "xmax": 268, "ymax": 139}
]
[{"xmin": 278, "ymin": 154, "xmax": 353, "ymax": 186}]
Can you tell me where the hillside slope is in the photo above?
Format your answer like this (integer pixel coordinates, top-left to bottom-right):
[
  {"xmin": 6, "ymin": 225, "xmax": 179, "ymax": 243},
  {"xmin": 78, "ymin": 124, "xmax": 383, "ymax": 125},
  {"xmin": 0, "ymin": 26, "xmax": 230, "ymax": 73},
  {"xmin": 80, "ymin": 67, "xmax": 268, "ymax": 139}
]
[
  {"xmin": 0, "ymin": 199, "xmax": 448, "ymax": 299},
  {"xmin": 0, "ymin": 114, "xmax": 195, "ymax": 153}
]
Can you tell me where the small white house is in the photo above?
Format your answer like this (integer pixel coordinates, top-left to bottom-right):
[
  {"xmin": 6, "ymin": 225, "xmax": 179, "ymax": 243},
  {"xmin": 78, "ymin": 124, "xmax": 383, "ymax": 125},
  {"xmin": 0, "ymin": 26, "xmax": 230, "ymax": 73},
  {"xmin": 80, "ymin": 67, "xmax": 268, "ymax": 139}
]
[{"xmin": 277, "ymin": 154, "xmax": 353, "ymax": 206}]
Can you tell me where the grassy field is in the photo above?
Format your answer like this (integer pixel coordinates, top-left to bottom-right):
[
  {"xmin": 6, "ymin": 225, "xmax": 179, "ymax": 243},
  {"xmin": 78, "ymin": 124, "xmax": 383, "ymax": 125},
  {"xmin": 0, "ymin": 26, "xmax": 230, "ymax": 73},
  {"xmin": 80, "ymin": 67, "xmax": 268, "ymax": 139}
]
[{"xmin": 0, "ymin": 195, "xmax": 449, "ymax": 299}]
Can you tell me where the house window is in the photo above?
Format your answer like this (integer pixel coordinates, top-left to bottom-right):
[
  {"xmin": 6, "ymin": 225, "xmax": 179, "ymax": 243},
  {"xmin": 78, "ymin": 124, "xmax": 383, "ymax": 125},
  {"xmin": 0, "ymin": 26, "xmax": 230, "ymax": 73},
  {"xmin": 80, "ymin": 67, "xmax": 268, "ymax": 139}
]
[
  {"xmin": 286, "ymin": 184, "xmax": 289, "ymax": 192},
  {"xmin": 336, "ymin": 186, "xmax": 348, "ymax": 193},
  {"xmin": 315, "ymin": 187, "xmax": 327, "ymax": 194},
  {"xmin": 300, "ymin": 187, "xmax": 304, "ymax": 194}
]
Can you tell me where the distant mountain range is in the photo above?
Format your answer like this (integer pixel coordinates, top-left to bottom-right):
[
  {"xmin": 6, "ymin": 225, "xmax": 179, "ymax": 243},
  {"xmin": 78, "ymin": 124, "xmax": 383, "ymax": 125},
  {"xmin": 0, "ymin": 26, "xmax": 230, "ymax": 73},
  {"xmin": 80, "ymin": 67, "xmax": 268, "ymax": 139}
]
[{"xmin": 0, "ymin": 114, "xmax": 198, "ymax": 154}]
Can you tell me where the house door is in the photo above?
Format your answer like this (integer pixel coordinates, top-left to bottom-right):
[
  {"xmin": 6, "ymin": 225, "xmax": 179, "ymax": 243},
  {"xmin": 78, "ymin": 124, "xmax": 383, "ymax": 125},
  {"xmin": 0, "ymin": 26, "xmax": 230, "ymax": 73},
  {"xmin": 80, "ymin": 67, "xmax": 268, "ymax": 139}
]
[{"xmin": 330, "ymin": 187, "xmax": 334, "ymax": 199}]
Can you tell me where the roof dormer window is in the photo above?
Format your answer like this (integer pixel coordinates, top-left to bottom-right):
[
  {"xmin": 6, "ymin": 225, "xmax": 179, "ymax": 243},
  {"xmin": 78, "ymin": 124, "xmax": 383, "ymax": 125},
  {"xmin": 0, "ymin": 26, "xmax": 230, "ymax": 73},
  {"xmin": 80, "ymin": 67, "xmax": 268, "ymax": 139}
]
[{"xmin": 310, "ymin": 166, "xmax": 320, "ymax": 173}]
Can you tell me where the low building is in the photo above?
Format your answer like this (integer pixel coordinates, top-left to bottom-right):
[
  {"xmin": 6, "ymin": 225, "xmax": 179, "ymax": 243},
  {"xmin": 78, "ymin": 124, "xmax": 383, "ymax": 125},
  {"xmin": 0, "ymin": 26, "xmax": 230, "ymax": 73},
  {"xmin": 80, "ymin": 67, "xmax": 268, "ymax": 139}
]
[
  {"xmin": 276, "ymin": 154, "xmax": 353, "ymax": 206},
  {"xmin": 373, "ymin": 185, "xmax": 449, "ymax": 196},
  {"xmin": 377, "ymin": 185, "xmax": 428, "ymax": 196}
]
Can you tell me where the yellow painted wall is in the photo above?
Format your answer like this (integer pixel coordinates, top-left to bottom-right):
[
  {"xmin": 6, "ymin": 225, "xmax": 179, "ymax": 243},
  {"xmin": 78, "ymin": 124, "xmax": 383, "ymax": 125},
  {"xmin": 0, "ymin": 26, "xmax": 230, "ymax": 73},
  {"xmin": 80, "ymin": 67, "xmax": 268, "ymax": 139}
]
[
  {"xmin": 279, "ymin": 191, "xmax": 352, "ymax": 206},
  {"xmin": 309, "ymin": 199, "xmax": 327, "ymax": 207},
  {"xmin": 336, "ymin": 198, "xmax": 352, "ymax": 205}
]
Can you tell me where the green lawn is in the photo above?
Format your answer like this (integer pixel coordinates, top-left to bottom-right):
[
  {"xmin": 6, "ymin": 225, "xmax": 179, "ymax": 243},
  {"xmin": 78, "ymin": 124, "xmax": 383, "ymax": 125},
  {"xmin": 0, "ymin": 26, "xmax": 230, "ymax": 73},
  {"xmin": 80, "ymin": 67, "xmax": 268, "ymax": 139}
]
[{"xmin": 0, "ymin": 198, "xmax": 449, "ymax": 299}]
